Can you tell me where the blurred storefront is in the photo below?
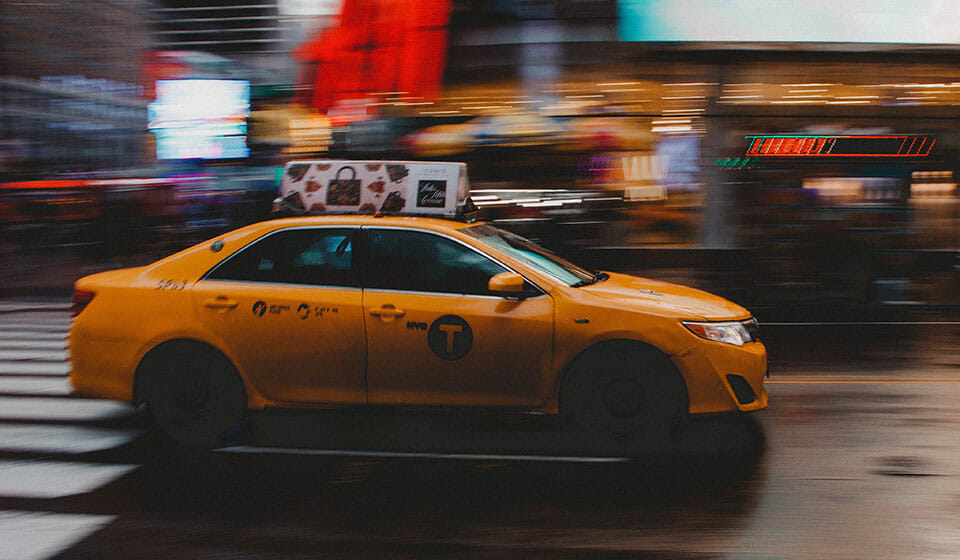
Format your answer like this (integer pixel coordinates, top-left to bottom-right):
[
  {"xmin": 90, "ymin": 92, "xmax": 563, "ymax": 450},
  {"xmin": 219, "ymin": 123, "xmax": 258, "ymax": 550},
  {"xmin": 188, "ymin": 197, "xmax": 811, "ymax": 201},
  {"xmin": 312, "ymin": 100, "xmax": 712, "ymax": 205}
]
[
  {"xmin": 278, "ymin": 0, "xmax": 959, "ymax": 311},
  {"xmin": 1, "ymin": 0, "xmax": 957, "ymax": 311},
  {"xmin": 0, "ymin": 0, "xmax": 153, "ymax": 174}
]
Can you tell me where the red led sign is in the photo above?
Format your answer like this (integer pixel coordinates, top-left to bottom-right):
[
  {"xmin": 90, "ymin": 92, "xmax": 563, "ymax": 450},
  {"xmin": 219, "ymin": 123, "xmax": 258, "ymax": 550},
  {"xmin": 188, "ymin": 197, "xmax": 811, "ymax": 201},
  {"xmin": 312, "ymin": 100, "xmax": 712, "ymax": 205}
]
[{"xmin": 745, "ymin": 135, "xmax": 934, "ymax": 157}]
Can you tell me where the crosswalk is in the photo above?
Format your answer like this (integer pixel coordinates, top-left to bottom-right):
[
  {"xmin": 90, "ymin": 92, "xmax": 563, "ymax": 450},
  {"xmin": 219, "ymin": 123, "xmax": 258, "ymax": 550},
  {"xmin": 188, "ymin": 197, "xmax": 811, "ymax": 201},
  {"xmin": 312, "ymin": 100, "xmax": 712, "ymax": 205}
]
[
  {"xmin": 0, "ymin": 303, "xmax": 142, "ymax": 560},
  {"xmin": 0, "ymin": 301, "xmax": 568, "ymax": 558},
  {"xmin": 0, "ymin": 300, "xmax": 784, "ymax": 558}
]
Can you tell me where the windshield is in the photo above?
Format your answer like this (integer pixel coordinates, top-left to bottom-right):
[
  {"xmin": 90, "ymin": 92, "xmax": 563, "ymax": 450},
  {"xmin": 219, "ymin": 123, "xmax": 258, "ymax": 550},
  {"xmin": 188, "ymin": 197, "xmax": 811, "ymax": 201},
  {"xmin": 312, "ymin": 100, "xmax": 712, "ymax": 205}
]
[{"xmin": 462, "ymin": 224, "xmax": 599, "ymax": 287}]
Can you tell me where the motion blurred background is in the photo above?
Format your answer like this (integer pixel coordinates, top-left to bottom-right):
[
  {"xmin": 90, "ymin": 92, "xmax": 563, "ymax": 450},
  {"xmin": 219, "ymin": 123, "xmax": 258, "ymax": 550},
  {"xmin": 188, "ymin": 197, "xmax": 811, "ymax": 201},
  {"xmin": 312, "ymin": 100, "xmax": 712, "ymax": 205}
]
[{"xmin": 2, "ymin": 0, "xmax": 958, "ymax": 319}]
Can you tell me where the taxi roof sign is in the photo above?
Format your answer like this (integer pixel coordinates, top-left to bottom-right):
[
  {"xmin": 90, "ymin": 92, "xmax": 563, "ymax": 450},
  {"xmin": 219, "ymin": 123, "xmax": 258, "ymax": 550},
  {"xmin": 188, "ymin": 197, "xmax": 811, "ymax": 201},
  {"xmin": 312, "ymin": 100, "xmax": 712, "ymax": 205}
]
[{"xmin": 278, "ymin": 160, "xmax": 470, "ymax": 218}]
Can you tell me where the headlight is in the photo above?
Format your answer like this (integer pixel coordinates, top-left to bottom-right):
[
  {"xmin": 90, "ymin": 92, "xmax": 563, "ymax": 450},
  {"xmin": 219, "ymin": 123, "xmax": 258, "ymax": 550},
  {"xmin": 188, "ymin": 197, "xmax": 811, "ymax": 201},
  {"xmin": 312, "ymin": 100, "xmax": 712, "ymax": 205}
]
[{"xmin": 683, "ymin": 320, "xmax": 756, "ymax": 346}]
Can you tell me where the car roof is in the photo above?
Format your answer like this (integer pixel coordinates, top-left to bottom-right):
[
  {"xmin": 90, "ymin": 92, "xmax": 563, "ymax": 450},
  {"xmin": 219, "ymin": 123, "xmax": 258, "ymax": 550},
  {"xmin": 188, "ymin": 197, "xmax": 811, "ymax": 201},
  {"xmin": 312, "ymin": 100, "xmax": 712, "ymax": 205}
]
[{"xmin": 253, "ymin": 214, "xmax": 478, "ymax": 233}]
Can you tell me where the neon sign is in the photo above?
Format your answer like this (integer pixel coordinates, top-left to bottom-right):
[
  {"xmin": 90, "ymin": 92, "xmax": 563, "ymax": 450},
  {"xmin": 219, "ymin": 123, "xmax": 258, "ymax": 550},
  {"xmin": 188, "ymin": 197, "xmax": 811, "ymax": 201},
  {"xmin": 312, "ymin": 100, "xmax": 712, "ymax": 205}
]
[{"xmin": 745, "ymin": 135, "xmax": 934, "ymax": 158}]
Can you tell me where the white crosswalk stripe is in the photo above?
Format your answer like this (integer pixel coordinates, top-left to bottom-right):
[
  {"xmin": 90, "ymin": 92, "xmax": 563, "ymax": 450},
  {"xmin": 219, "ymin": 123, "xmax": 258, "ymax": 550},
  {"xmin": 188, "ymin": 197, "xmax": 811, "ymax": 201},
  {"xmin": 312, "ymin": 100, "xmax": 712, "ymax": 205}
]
[
  {"xmin": 0, "ymin": 461, "xmax": 138, "ymax": 499},
  {"xmin": 0, "ymin": 350, "xmax": 67, "ymax": 362},
  {"xmin": 0, "ymin": 340, "xmax": 68, "ymax": 351},
  {"xmin": 0, "ymin": 424, "xmax": 143, "ymax": 455},
  {"xmin": 0, "ymin": 331, "xmax": 72, "ymax": 341},
  {"xmin": 0, "ymin": 397, "xmax": 134, "ymax": 422},
  {"xmin": 0, "ymin": 323, "xmax": 70, "ymax": 333},
  {"xmin": 0, "ymin": 363, "xmax": 70, "ymax": 376},
  {"xmin": 0, "ymin": 511, "xmax": 117, "ymax": 560},
  {"xmin": 0, "ymin": 303, "xmax": 144, "ymax": 559},
  {"xmin": 0, "ymin": 377, "xmax": 72, "ymax": 396}
]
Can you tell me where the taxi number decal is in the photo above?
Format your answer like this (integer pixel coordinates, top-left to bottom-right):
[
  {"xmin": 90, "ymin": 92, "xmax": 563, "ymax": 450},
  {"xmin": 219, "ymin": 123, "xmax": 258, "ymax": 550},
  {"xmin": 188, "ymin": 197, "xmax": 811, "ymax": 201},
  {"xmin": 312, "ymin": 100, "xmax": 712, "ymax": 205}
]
[
  {"xmin": 297, "ymin": 303, "xmax": 339, "ymax": 319},
  {"xmin": 427, "ymin": 315, "xmax": 473, "ymax": 360},
  {"xmin": 156, "ymin": 280, "xmax": 187, "ymax": 291}
]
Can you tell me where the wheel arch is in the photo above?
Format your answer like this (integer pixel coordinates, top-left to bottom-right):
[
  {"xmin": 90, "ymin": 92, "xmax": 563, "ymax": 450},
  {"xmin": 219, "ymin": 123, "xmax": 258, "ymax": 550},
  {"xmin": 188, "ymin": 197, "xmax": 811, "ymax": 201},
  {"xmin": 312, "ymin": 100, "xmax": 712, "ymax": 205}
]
[
  {"xmin": 554, "ymin": 338, "xmax": 689, "ymax": 416},
  {"xmin": 133, "ymin": 338, "xmax": 243, "ymax": 406}
]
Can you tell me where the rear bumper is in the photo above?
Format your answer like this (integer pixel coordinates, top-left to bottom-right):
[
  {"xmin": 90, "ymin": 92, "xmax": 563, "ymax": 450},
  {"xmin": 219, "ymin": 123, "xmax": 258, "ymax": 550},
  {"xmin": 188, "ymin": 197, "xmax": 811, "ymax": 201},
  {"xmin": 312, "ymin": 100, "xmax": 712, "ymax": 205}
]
[{"xmin": 68, "ymin": 327, "xmax": 138, "ymax": 403}]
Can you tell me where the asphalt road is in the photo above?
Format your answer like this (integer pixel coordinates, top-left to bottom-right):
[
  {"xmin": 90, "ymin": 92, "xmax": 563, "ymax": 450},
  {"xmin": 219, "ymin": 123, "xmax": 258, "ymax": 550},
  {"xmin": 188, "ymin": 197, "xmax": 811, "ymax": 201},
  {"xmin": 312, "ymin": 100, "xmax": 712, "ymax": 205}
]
[{"xmin": 1, "ymin": 303, "xmax": 959, "ymax": 559}]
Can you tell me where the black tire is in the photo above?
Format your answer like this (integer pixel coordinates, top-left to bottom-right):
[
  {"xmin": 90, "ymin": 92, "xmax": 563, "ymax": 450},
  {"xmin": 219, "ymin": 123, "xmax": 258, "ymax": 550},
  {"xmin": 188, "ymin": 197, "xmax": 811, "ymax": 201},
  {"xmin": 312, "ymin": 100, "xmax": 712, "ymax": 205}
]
[
  {"xmin": 138, "ymin": 341, "xmax": 247, "ymax": 448},
  {"xmin": 560, "ymin": 341, "xmax": 688, "ymax": 441}
]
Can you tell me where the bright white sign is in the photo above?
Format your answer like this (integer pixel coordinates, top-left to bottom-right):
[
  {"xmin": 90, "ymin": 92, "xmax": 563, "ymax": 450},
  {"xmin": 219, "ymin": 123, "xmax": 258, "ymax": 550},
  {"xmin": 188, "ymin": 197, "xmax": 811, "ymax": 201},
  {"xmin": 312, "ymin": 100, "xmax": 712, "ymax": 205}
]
[
  {"xmin": 619, "ymin": 0, "xmax": 960, "ymax": 44},
  {"xmin": 278, "ymin": 0, "xmax": 342, "ymax": 17},
  {"xmin": 148, "ymin": 79, "xmax": 250, "ymax": 160}
]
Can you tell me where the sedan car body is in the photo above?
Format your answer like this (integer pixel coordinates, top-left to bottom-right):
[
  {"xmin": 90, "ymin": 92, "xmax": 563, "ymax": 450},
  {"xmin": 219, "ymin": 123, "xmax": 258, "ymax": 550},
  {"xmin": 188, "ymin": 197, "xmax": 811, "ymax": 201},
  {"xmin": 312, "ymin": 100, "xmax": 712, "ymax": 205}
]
[{"xmin": 69, "ymin": 214, "xmax": 766, "ymax": 446}]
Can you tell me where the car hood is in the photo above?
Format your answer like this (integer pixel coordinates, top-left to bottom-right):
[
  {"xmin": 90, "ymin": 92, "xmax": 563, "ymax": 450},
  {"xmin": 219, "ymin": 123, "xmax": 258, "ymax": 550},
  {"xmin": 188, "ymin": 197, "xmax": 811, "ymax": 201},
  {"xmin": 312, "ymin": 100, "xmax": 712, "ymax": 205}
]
[{"xmin": 578, "ymin": 272, "xmax": 751, "ymax": 321}]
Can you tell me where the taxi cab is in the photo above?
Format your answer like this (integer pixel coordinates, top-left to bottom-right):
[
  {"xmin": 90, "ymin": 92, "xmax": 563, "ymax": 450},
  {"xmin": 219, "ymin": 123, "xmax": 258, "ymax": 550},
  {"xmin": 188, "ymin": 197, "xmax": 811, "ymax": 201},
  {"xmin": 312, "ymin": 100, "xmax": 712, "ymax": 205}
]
[{"xmin": 68, "ymin": 160, "xmax": 766, "ymax": 447}]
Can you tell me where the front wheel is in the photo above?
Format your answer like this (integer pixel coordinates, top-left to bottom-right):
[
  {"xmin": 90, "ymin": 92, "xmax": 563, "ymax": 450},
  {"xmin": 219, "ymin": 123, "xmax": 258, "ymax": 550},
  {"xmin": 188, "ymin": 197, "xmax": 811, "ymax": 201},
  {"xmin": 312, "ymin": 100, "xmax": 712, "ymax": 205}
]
[
  {"xmin": 138, "ymin": 341, "xmax": 247, "ymax": 448},
  {"xmin": 560, "ymin": 341, "xmax": 688, "ymax": 441}
]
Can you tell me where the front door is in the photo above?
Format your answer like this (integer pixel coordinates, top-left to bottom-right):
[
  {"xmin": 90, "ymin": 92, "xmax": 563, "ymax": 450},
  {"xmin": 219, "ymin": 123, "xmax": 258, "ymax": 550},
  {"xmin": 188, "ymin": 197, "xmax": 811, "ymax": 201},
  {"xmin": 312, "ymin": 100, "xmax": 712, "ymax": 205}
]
[
  {"xmin": 192, "ymin": 227, "xmax": 365, "ymax": 405},
  {"xmin": 362, "ymin": 227, "xmax": 553, "ymax": 408}
]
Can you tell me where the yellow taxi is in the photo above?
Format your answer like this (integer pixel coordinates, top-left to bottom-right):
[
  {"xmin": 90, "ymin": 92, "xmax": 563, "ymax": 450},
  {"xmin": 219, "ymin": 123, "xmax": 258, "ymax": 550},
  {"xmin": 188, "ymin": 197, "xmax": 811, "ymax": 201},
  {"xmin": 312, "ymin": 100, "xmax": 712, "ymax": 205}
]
[{"xmin": 68, "ymin": 160, "xmax": 766, "ymax": 447}]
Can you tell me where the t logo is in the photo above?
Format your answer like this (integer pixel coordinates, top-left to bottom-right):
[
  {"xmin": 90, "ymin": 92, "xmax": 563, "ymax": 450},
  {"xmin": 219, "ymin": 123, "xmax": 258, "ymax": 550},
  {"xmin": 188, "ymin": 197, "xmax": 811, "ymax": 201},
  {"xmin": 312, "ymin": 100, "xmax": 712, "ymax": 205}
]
[
  {"xmin": 437, "ymin": 324, "xmax": 462, "ymax": 353},
  {"xmin": 427, "ymin": 315, "xmax": 473, "ymax": 360}
]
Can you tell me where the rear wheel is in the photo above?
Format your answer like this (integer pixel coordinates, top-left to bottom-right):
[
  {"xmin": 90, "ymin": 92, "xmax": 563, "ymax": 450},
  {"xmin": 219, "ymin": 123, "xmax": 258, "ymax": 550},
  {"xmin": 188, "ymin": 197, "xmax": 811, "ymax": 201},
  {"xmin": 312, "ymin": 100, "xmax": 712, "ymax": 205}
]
[
  {"xmin": 138, "ymin": 341, "xmax": 247, "ymax": 448},
  {"xmin": 560, "ymin": 341, "xmax": 688, "ymax": 441}
]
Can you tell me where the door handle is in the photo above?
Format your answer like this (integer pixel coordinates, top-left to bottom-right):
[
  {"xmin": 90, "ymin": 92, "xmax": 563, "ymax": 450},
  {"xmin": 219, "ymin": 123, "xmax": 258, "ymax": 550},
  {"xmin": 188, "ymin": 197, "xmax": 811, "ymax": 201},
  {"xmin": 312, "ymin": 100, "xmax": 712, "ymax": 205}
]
[
  {"xmin": 369, "ymin": 304, "xmax": 405, "ymax": 322},
  {"xmin": 203, "ymin": 297, "xmax": 239, "ymax": 311}
]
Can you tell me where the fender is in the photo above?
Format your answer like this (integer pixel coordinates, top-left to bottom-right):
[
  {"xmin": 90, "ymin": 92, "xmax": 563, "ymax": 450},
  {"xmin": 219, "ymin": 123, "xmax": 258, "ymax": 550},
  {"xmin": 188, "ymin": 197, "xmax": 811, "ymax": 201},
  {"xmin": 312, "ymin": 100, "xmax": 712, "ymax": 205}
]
[
  {"xmin": 544, "ymin": 330, "xmax": 694, "ymax": 415},
  {"xmin": 132, "ymin": 329, "xmax": 273, "ymax": 409}
]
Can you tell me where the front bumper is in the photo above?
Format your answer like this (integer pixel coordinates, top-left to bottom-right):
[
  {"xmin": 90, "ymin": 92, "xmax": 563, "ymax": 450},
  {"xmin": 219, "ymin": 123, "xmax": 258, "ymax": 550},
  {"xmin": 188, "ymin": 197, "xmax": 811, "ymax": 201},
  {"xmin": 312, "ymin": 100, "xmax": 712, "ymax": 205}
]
[{"xmin": 672, "ymin": 340, "xmax": 767, "ymax": 415}]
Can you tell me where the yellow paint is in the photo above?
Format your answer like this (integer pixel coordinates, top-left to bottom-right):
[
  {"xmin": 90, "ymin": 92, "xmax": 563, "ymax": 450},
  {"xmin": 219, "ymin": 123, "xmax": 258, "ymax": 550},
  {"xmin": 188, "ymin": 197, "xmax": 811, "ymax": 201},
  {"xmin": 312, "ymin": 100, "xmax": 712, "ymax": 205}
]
[{"xmin": 69, "ymin": 215, "xmax": 767, "ymax": 417}]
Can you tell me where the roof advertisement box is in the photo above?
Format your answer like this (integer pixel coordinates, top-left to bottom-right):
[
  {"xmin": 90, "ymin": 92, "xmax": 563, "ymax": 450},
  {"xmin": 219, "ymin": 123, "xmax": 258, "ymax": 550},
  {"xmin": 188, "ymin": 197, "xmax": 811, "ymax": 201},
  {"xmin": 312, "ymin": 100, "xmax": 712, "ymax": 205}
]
[{"xmin": 279, "ymin": 160, "xmax": 469, "ymax": 217}]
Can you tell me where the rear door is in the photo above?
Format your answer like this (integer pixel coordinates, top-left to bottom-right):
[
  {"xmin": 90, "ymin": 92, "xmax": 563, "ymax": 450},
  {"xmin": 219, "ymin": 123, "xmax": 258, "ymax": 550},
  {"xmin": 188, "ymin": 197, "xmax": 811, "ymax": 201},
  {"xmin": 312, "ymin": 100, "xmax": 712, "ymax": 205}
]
[{"xmin": 191, "ymin": 227, "xmax": 366, "ymax": 405}]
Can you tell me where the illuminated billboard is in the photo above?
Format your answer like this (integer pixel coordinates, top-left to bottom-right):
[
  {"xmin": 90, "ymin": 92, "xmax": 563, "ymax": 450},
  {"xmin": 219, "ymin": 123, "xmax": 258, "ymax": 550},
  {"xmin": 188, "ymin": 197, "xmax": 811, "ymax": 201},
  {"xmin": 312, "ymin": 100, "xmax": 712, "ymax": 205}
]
[
  {"xmin": 619, "ymin": 0, "xmax": 960, "ymax": 44},
  {"xmin": 745, "ymin": 135, "xmax": 935, "ymax": 157},
  {"xmin": 148, "ymin": 79, "xmax": 250, "ymax": 160}
]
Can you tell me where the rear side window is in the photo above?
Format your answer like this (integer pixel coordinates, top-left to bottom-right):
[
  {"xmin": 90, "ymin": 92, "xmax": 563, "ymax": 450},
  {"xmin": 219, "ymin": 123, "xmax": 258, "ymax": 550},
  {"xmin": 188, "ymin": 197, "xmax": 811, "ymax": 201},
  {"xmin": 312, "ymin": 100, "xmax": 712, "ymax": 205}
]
[
  {"xmin": 364, "ymin": 229, "xmax": 507, "ymax": 295},
  {"xmin": 206, "ymin": 228, "xmax": 358, "ymax": 287}
]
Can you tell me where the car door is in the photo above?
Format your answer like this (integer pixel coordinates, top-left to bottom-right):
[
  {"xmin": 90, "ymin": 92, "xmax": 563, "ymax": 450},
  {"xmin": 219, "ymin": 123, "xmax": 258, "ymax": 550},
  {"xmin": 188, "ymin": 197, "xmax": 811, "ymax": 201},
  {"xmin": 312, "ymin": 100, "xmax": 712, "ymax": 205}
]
[
  {"xmin": 362, "ymin": 227, "xmax": 554, "ymax": 408},
  {"xmin": 191, "ymin": 226, "xmax": 366, "ymax": 405}
]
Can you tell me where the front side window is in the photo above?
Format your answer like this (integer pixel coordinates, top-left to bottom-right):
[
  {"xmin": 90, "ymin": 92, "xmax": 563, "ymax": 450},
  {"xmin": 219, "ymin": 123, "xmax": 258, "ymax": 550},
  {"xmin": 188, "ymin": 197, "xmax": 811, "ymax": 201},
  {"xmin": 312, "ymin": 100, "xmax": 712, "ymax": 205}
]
[
  {"xmin": 206, "ymin": 228, "xmax": 357, "ymax": 287},
  {"xmin": 365, "ymin": 229, "xmax": 508, "ymax": 295}
]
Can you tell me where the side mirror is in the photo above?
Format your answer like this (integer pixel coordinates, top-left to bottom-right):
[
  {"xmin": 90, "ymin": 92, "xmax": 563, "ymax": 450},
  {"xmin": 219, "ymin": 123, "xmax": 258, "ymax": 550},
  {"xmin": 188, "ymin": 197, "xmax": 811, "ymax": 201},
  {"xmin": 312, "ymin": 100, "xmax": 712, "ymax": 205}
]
[{"xmin": 488, "ymin": 271, "xmax": 525, "ymax": 299}]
